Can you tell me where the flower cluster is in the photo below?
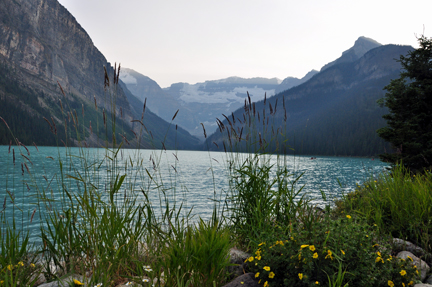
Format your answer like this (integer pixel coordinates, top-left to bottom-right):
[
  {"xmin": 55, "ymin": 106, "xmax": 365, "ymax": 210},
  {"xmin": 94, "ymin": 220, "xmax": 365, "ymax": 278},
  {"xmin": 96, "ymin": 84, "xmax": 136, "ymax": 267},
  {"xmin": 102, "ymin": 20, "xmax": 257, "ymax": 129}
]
[{"xmin": 247, "ymin": 216, "xmax": 420, "ymax": 287}]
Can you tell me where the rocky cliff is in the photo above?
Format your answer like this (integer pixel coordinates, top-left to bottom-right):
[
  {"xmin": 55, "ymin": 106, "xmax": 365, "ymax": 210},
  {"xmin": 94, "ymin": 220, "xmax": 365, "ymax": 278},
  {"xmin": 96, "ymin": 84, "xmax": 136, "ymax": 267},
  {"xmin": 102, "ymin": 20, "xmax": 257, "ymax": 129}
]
[
  {"xmin": 0, "ymin": 0, "xmax": 131, "ymax": 116},
  {"xmin": 0, "ymin": 0, "xmax": 200, "ymax": 149}
]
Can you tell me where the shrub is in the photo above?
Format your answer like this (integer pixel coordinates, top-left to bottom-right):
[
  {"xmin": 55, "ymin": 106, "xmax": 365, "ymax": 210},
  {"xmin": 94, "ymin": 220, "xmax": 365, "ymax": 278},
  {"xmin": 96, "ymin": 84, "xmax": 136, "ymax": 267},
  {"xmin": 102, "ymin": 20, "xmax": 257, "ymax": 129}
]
[
  {"xmin": 247, "ymin": 216, "xmax": 419, "ymax": 287},
  {"xmin": 333, "ymin": 164, "xmax": 432, "ymax": 252}
]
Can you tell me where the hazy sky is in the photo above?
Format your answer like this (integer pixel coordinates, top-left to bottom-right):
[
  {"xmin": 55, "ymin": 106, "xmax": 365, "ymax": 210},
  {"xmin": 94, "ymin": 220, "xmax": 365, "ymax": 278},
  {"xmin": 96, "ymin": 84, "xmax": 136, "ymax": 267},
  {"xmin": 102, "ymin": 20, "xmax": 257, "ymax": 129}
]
[{"xmin": 58, "ymin": 0, "xmax": 431, "ymax": 88}]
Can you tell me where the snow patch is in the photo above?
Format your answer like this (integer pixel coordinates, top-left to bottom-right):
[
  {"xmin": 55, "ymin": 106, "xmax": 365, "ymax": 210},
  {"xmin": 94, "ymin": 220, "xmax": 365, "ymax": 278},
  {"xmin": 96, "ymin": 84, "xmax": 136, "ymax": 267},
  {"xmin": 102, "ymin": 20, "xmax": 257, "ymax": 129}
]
[
  {"xmin": 119, "ymin": 70, "xmax": 137, "ymax": 85},
  {"xmin": 179, "ymin": 84, "xmax": 275, "ymax": 105}
]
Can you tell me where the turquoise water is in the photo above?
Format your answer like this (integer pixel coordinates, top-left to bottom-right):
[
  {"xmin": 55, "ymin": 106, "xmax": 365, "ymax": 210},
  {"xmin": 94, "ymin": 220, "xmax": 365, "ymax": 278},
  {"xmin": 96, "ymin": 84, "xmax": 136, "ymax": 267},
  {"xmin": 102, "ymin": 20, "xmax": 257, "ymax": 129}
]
[{"xmin": 0, "ymin": 145, "xmax": 388, "ymax": 242}]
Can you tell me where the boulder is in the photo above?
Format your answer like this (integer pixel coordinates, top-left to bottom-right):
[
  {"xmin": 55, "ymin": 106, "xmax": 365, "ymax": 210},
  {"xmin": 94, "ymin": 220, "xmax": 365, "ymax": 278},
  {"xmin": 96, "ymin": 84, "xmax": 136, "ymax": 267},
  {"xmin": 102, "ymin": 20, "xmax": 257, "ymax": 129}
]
[
  {"xmin": 222, "ymin": 273, "xmax": 262, "ymax": 287},
  {"xmin": 37, "ymin": 275, "xmax": 85, "ymax": 287},
  {"xmin": 393, "ymin": 238, "xmax": 426, "ymax": 257},
  {"xmin": 397, "ymin": 251, "xmax": 430, "ymax": 281},
  {"xmin": 228, "ymin": 248, "xmax": 251, "ymax": 277}
]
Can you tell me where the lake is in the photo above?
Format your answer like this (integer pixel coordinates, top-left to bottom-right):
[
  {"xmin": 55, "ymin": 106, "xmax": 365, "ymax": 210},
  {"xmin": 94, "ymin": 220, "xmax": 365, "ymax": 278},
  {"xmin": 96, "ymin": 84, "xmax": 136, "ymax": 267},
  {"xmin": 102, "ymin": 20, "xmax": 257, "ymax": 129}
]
[{"xmin": 0, "ymin": 145, "xmax": 387, "ymax": 243}]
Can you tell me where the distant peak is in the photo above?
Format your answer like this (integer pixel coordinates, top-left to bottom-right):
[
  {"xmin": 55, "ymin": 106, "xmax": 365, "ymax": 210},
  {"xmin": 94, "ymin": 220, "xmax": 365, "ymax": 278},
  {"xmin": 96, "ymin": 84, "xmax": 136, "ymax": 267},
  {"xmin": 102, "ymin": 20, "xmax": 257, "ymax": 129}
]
[
  {"xmin": 355, "ymin": 36, "xmax": 382, "ymax": 46},
  {"xmin": 321, "ymin": 36, "xmax": 382, "ymax": 72},
  {"xmin": 343, "ymin": 36, "xmax": 382, "ymax": 57}
]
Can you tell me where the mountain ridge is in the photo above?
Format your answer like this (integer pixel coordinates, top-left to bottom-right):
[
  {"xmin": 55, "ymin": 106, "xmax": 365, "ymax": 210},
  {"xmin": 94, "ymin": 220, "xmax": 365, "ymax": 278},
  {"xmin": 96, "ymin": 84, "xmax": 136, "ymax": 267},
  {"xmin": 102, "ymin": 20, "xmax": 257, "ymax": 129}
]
[{"xmin": 205, "ymin": 43, "xmax": 413, "ymax": 156}]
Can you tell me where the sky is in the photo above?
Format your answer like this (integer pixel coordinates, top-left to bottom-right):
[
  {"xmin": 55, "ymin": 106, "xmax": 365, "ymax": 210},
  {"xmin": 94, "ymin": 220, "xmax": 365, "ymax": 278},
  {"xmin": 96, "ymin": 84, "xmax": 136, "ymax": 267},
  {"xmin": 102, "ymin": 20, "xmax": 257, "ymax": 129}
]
[{"xmin": 57, "ymin": 0, "xmax": 432, "ymax": 88}]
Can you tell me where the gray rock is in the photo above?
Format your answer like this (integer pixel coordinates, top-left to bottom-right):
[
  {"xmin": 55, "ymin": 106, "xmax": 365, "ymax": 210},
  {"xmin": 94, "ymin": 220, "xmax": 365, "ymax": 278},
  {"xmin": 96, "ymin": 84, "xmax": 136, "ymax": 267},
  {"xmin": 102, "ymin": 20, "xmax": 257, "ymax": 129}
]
[
  {"xmin": 222, "ymin": 273, "xmax": 262, "ymax": 287},
  {"xmin": 228, "ymin": 248, "xmax": 251, "ymax": 277},
  {"xmin": 393, "ymin": 238, "xmax": 426, "ymax": 257},
  {"xmin": 426, "ymin": 274, "xmax": 432, "ymax": 285},
  {"xmin": 414, "ymin": 284, "xmax": 432, "ymax": 287},
  {"xmin": 397, "ymin": 251, "xmax": 430, "ymax": 281},
  {"xmin": 37, "ymin": 275, "xmax": 85, "ymax": 287}
]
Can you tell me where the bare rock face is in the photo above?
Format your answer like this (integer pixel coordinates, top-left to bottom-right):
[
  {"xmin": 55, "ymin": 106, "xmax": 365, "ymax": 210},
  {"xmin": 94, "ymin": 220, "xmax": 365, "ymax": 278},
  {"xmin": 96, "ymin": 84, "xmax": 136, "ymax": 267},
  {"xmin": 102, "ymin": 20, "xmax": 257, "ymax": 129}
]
[{"xmin": 0, "ymin": 0, "xmax": 132, "ymax": 119}]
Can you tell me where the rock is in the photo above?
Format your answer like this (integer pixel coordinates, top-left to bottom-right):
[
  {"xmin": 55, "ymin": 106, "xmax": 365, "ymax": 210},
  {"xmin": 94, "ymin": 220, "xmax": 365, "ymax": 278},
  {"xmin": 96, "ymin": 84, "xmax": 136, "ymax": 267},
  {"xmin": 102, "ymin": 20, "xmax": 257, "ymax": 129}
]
[
  {"xmin": 397, "ymin": 251, "xmax": 430, "ymax": 281},
  {"xmin": 228, "ymin": 248, "xmax": 251, "ymax": 277},
  {"xmin": 30, "ymin": 272, "xmax": 46, "ymax": 286},
  {"xmin": 222, "ymin": 273, "xmax": 262, "ymax": 287},
  {"xmin": 426, "ymin": 274, "xmax": 432, "ymax": 285},
  {"xmin": 414, "ymin": 284, "xmax": 432, "ymax": 287},
  {"xmin": 393, "ymin": 238, "xmax": 426, "ymax": 257},
  {"xmin": 37, "ymin": 275, "xmax": 85, "ymax": 287}
]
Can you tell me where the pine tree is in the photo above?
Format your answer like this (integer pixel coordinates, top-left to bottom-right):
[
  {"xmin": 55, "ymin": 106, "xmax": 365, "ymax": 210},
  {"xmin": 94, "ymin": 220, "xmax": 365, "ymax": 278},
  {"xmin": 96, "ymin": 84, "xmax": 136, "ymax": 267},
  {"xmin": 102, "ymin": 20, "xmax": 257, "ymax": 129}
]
[{"xmin": 377, "ymin": 36, "xmax": 432, "ymax": 173}]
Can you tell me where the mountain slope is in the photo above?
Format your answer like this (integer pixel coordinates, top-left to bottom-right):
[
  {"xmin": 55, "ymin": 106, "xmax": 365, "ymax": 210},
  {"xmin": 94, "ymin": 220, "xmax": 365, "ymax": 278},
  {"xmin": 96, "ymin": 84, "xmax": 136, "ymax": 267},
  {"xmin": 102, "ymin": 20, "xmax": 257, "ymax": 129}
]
[
  {"xmin": 205, "ymin": 43, "xmax": 413, "ymax": 156},
  {"xmin": 321, "ymin": 36, "xmax": 382, "ymax": 71},
  {"xmin": 275, "ymin": 69, "xmax": 319, "ymax": 94},
  {"xmin": 0, "ymin": 0, "xmax": 198, "ymax": 149}
]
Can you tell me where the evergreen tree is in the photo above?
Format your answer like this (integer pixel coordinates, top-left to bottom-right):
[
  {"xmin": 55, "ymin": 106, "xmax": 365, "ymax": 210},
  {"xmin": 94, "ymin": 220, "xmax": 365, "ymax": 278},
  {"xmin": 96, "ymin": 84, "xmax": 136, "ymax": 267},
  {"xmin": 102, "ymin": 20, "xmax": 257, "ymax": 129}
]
[{"xmin": 377, "ymin": 36, "xmax": 432, "ymax": 172}]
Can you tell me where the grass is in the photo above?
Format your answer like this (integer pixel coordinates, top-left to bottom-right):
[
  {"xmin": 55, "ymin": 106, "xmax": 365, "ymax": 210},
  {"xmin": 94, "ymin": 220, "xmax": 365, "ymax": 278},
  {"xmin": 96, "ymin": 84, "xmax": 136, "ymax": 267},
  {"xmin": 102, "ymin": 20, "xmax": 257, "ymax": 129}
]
[{"xmin": 0, "ymin": 68, "xmax": 430, "ymax": 286}]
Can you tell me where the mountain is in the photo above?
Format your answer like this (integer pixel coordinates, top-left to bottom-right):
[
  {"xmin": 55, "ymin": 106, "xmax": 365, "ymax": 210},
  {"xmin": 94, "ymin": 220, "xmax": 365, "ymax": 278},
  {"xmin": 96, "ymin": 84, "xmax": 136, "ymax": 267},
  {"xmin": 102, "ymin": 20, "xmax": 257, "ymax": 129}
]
[
  {"xmin": 320, "ymin": 36, "xmax": 382, "ymax": 71},
  {"xmin": 0, "ymin": 0, "xmax": 198, "ymax": 149},
  {"xmin": 205, "ymin": 42, "xmax": 413, "ymax": 157},
  {"xmin": 275, "ymin": 70, "xmax": 319, "ymax": 94},
  {"xmin": 121, "ymin": 71, "xmax": 282, "ymax": 141}
]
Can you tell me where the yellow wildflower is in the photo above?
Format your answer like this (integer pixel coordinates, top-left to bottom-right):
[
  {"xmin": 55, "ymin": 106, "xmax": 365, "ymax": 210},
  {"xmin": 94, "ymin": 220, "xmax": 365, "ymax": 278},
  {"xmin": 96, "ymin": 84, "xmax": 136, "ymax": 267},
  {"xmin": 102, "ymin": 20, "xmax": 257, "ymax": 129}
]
[
  {"xmin": 30, "ymin": 263, "xmax": 36, "ymax": 268},
  {"xmin": 407, "ymin": 256, "xmax": 413, "ymax": 262},
  {"xmin": 17, "ymin": 261, "xmax": 24, "ymax": 267},
  {"xmin": 73, "ymin": 279, "xmax": 84, "ymax": 285},
  {"xmin": 346, "ymin": 215, "xmax": 352, "ymax": 219},
  {"xmin": 408, "ymin": 281, "xmax": 414, "ymax": 285},
  {"xmin": 256, "ymin": 255, "xmax": 262, "ymax": 260},
  {"xmin": 313, "ymin": 252, "xmax": 318, "ymax": 259},
  {"xmin": 375, "ymin": 257, "xmax": 384, "ymax": 263},
  {"xmin": 309, "ymin": 245, "xmax": 316, "ymax": 252},
  {"xmin": 298, "ymin": 273, "xmax": 303, "ymax": 280},
  {"xmin": 341, "ymin": 250, "xmax": 345, "ymax": 255},
  {"xmin": 259, "ymin": 242, "xmax": 265, "ymax": 246},
  {"xmin": 316, "ymin": 282, "xmax": 319, "ymax": 285},
  {"xmin": 264, "ymin": 281, "xmax": 269, "ymax": 287},
  {"xmin": 325, "ymin": 250, "xmax": 333, "ymax": 260},
  {"xmin": 400, "ymin": 270, "xmax": 407, "ymax": 276},
  {"xmin": 376, "ymin": 251, "xmax": 382, "ymax": 257},
  {"xmin": 7, "ymin": 265, "xmax": 13, "ymax": 271},
  {"xmin": 300, "ymin": 244, "xmax": 309, "ymax": 249},
  {"xmin": 388, "ymin": 280, "xmax": 394, "ymax": 287},
  {"xmin": 269, "ymin": 272, "xmax": 275, "ymax": 279},
  {"xmin": 263, "ymin": 266, "xmax": 271, "ymax": 271},
  {"xmin": 247, "ymin": 256, "xmax": 254, "ymax": 262},
  {"xmin": 255, "ymin": 272, "xmax": 260, "ymax": 278}
]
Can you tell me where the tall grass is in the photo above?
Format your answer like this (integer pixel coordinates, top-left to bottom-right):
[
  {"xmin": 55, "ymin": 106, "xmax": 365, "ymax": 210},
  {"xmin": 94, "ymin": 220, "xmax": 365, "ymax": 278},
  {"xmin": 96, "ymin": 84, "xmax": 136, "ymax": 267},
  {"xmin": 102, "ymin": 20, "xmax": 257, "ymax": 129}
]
[
  {"xmin": 334, "ymin": 164, "xmax": 432, "ymax": 252},
  {"xmin": 0, "ymin": 66, "xmax": 237, "ymax": 286}
]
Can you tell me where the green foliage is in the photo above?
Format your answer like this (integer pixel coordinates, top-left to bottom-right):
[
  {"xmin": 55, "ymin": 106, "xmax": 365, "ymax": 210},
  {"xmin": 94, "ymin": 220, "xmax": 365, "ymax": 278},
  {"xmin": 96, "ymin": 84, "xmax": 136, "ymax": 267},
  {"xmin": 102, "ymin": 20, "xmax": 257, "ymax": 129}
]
[
  {"xmin": 247, "ymin": 216, "xmax": 419, "ymax": 287},
  {"xmin": 226, "ymin": 153, "xmax": 312, "ymax": 251},
  {"xmin": 157, "ymin": 217, "xmax": 233, "ymax": 287},
  {"xmin": 377, "ymin": 36, "xmax": 432, "ymax": 173},
  {"xmin": 333, "ymin": 164, "xmax": 432, "ymax": 252},
  {"xmin": 0, "ymin": 225, "xmax": 41, "ymax": 287}
]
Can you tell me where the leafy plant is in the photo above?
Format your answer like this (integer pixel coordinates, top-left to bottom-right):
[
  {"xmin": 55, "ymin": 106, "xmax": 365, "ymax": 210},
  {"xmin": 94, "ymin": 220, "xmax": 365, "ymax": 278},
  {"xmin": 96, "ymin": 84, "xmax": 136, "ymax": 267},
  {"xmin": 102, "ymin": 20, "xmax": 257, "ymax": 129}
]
[{"xmin": 247, "ymin": 215, "xmax": 419, "ymax": 287}]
